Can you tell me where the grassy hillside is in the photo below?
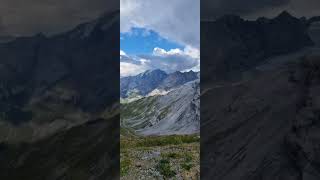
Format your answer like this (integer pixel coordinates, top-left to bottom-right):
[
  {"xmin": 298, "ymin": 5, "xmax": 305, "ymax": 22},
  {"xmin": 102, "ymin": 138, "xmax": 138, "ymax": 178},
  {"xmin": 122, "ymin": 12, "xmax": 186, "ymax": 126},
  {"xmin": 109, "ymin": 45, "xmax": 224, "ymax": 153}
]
[{"xmin": 120, "ymin": 134, "xmax": 200, "ymax": 179}]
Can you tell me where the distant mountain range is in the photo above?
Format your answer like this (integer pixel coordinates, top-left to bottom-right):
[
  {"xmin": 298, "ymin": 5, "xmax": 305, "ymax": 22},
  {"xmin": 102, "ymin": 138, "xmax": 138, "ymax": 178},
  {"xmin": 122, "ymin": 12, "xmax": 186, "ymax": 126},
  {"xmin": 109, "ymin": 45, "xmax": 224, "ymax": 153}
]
[{"xmin": 120, "ymin": 69, "xmax": 199, "ymax": 98}]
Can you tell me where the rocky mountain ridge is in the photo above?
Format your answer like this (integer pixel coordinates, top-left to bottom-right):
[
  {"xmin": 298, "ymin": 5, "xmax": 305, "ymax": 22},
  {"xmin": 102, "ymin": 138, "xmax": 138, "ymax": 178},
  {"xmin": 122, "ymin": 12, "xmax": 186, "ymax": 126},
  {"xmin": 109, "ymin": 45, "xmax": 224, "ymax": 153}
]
[
  {"xmin": 201, "ymin": 11, "xmax": 318, "ymax": 82},
  {"xmin": 120, "ymin": 69, "xmax": 199, "ymax": 98}
]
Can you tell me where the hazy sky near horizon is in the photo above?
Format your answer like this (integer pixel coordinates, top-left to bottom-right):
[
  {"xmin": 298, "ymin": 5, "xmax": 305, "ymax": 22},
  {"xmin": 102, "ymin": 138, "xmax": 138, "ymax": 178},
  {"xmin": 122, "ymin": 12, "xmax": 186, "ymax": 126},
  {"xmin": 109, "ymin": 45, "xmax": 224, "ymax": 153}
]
[{"xmin": 120, "ymin": 0, "xmax": 200, "ymax": 77}]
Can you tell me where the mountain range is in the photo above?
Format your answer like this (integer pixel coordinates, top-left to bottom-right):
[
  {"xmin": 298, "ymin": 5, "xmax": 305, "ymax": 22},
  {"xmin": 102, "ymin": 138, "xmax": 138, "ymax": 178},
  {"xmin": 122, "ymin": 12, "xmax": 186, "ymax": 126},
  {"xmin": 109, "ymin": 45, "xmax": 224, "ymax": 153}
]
[
  {"xmin": 0, "ymin": 11, "xmax": 120, "ymax": 179},
  {"xmin": 1, "ymin": 8, "xmax": 319, "ymax": 180},
  {"xmin": 201, "ymin": 11, "xmax": 320, "ymax": 179},
  {"xmin": 120, "ymin": 69, "xmax": 199, "ymax": 98},
  {"xmin": 202, "ymin": 11, "xmax": 317, "ymax": 82}
]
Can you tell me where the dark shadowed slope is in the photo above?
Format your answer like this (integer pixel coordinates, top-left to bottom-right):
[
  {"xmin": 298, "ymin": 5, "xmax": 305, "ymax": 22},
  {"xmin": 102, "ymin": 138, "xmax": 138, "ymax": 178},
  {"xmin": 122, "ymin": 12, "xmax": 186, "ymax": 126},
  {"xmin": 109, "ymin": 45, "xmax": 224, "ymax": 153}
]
[
  {"xmin": 0, "ymin": 11, "xmax": 120, "ymax": 179},
  {"xmin": 0, "ymin": 11, "xmax": 119, "ymax": 142},
  {"xmin": 0, "ymin": 116, "xmax": 119, "ymax": 180},
  {"xmin": 202, "ymin": 54, "xmax": 320, "ymax": 180},
  {"xmin": 201, "ymin": 11, "xmax": 320, "ymax": 179}
]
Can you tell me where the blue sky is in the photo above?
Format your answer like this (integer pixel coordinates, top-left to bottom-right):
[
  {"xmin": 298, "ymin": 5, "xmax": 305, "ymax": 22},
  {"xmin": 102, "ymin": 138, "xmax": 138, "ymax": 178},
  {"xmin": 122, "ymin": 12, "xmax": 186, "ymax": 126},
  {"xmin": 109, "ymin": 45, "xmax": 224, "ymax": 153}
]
[
  {"xmin": 120, "ymin": 0, "xmax": 199, "ymax": 77},
  {"xmin": 120, "ymin": 28, "xmax": 184, "ymax": 55}
]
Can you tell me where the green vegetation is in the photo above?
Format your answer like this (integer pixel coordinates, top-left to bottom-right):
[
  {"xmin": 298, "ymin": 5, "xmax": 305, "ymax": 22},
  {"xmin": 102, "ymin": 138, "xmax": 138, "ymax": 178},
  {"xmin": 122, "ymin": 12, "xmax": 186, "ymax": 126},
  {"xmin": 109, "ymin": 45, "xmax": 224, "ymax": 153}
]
[
  {"xmin": 120, "ymin": 158, "xmax": 132, "ymax": 176},
  {"xmin": 181, "ymin": 163, "xmax": 193, "ymax": 171},
  {"xmin": 120, "ymin": 133, "xmax": 200, "ymax": 179},
  {"xmin": 121, "ymin": 96, "xmax": 157, "ymax": 120},
  {"xmin": 161, "ymin": 152, "xmax": 181, "ymax": 159},
  {"xmin": 121, "ymin": 134, "xmax": 199, "ymax": 149},
  {"xmin": 157, "ymin": 159, "xmax": 176, "ymax": 178},
  {"xmin": 136, "ymin": 135, "xmax": 199, "ymax": 147},
  {"xmin": 181, "ymin": 153, "xmax": 193, "ymax": 171}
]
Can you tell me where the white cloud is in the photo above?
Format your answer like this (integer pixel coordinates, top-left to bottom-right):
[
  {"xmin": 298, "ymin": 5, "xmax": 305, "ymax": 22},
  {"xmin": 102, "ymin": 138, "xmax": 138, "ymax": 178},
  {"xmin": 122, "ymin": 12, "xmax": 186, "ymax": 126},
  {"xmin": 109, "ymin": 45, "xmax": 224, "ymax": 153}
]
[
  {"xmin": 120, "ymin": 50, "xmax": 150, "ymax": 77},
  {"xmin": 120, "ymin": 0, "xmax": 200, "ymax": 48},
  {"xmin": 120, "ymin": 50, "xmax": 126, "ymax": 56},
  {"xmin": 153, "ymin": 46, "xmax": 200, "ymax": 59},
  {"xmin": 120, "ymin": 62, "xmax": 149, "ymax": 77},
  {"xmin": 120, "ymin": 47, "xmax": 200, "ymax": 77},
  {"xmin": 153, "ymin": 48, "xmax": 183, "ymax": 56}
]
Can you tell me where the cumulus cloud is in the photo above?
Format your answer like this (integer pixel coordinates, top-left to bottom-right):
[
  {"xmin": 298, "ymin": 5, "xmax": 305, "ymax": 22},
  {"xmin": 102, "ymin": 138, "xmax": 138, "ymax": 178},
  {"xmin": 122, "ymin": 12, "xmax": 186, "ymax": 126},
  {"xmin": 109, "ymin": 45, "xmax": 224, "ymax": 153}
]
[
  {"xmin": 120, "ymin": 50, "xmax": 148, "ymax": 77},
  {"xmin": 153, "ymin": 46, "xmax": 200, "ymax": 59},
  {"xmin": 120, "ymin": 48, "xmax": 200, "ymax": 77},
  {"xmin": 120, "ymin": 62, "xmax": 149, "ymax": 77},
  {"xmin": 120, "ymin": 0, "xmax": 200, "ymax": 48}
]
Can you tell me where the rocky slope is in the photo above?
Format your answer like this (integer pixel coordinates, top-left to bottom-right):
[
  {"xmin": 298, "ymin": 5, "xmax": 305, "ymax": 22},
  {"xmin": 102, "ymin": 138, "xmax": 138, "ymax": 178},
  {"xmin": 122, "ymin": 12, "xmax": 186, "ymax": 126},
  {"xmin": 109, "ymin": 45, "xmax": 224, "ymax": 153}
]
[
  {"xmin": 0, "ymin": 11, "xmax": 119, "ymax": 143},
  {"xmin": 0, "ymin": 11, "xmax": 120, "ymax": 179},
  {"xmin": 201, "ymin": 11, "xmax": 320, "ymax": 179},
  {"xmin": 121, "ymin": 80, "xmax": 200, "ymax": 136},
  {"xmin": 202, "ymin": 52, "xmax": 320, "ymax": 180},
  {"xmin": 0, "ymin": 117, "xmax": 119, "ymax": 180}
]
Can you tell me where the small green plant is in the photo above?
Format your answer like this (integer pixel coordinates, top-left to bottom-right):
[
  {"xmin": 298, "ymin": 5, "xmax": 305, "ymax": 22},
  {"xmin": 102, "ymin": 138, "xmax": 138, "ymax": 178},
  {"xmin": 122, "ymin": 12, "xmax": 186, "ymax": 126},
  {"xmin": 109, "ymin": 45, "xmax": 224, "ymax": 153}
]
[
  {"xmin": 181, "ymin": 163, "xmax": 193, "ymax": 171},
  {"xmin": 162, "ymin": 152, "xmax": 180, "ymax": 159},
  {"xmin": 157, "ymin": 159, "xmax": 176, "ymax": 178},
  {"xmin": 120, "ymin": 158, "xmax": 131, "ymax": 176},
  {"xmin": 181, "ymin": 153, "xmax": 193, "ymax": 171},
  {"xmin": 184, "ymin": 153, "xmax": 193, "ymax": 162}
]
